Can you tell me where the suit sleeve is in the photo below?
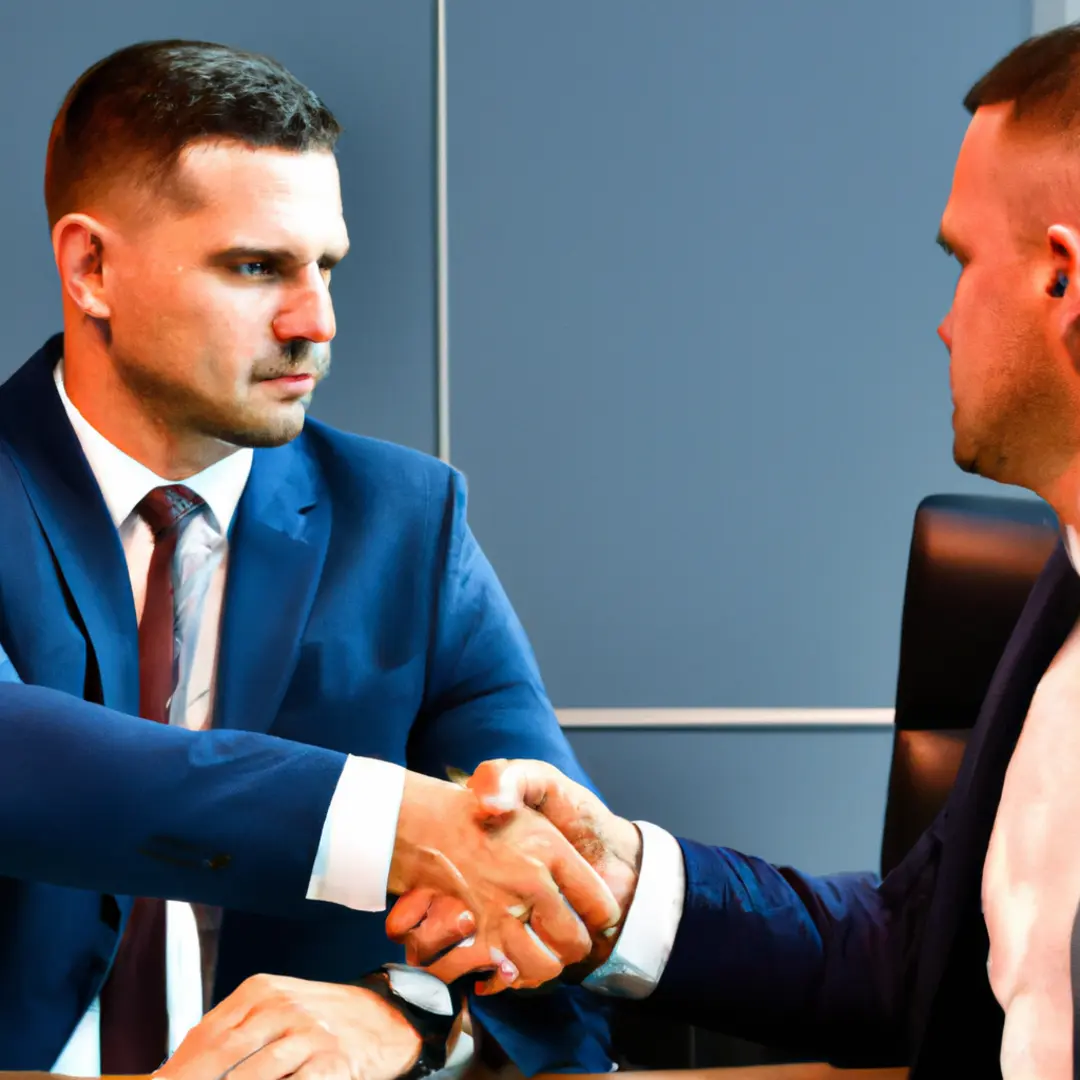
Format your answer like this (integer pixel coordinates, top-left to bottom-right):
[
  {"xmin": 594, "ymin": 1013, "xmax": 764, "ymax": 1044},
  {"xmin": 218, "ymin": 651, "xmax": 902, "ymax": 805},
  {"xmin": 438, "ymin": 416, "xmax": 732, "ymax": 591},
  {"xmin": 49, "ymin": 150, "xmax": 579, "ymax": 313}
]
[
  {"xmin": 0, "ymin": 665, "xmax": 347, "ymax": 919},
  {"xmin": 645, "ymin": 817, "xmax": 945, "ymax": 1067},
  {"xmin": 407, "ymin": 467, "xmax": 618, "ymax": 1077}
]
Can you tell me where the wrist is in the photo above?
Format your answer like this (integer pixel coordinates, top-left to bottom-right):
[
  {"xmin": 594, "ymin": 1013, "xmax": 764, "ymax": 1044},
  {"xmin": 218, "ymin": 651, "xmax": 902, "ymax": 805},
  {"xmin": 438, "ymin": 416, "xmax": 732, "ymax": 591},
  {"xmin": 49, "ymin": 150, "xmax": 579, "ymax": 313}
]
[
  {"xmin": 608, "ymin": 817, "xmax": 643, "ymax": 911},
  {"xmin": 565, "ymin": 820, "xmax": 642, "ymax": 979},
  {"xmin": 355, "ymin": 967, "xmax": 457, "ymax": 1080}
]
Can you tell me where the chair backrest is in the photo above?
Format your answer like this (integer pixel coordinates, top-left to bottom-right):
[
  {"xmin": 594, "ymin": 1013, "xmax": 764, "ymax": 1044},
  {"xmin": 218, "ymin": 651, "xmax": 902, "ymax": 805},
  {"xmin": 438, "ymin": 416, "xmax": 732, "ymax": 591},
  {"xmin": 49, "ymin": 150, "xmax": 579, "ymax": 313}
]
[{"xmin": 880, "ymin": 493, "xmax": 1059, "ymax": 877}]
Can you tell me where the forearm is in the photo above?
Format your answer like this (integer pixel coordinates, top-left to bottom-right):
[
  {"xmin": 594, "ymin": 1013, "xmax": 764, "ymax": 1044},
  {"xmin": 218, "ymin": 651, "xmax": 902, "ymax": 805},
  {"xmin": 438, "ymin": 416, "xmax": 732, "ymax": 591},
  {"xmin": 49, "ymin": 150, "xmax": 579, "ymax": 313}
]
[
  {"xmin": 648, "ymin": 834, "xmax": 939, "ymax": 1065},
  {"xmin": 0, "ymin": 681, "xmax": 345, "ymax": 914}
]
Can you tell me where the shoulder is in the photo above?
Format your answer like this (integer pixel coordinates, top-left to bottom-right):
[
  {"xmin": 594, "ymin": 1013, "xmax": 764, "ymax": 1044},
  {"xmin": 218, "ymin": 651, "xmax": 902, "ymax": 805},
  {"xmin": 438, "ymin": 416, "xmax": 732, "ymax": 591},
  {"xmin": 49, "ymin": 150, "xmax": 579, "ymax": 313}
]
[{"xmin": 294, "ymin": 418, "xmax": 467, "ymax": 514}]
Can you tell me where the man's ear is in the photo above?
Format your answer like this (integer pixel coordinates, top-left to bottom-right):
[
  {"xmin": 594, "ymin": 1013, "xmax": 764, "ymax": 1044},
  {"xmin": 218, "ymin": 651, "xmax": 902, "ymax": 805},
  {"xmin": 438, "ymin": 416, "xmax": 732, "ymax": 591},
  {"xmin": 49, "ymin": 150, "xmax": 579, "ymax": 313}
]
[
  {"xmin": 52, "ymin": 213, "xmax": 112, "ymax": 320},
  {"xmin": 1046, "ymin": 225, "xmax": 1080, "ymax": 365}
]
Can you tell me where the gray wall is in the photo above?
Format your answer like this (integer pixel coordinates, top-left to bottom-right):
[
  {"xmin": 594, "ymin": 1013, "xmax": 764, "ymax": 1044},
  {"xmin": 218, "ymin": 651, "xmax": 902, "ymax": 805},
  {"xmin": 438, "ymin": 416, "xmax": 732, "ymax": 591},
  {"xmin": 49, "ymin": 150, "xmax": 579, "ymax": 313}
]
[
  {"xmin": 567, "ymin": 725, "xmax": 893, "ymax": 874},
  {"xmin": 0, "ymin": 0, "xmax": 437, "ymax": 454},
  {"xmin": 446, "ymin": 0, "xmax": 1036, "ymax": 708},
  {"xmin": 0, "ymin": 4, "xmax": 1038, "ymax": 877}
]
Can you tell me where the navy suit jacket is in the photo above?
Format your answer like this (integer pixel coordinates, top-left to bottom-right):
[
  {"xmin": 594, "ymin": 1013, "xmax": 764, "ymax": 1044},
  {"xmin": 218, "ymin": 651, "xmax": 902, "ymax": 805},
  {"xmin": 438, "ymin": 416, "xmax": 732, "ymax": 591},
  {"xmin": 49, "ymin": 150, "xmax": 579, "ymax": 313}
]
[
  {"xmin": 649, "ymin": 527, "xmax": 1080, "ymax": 1077},
  {"xmin": 0, "ymin": 334, "xmax": 613, "ymax": 1073}
]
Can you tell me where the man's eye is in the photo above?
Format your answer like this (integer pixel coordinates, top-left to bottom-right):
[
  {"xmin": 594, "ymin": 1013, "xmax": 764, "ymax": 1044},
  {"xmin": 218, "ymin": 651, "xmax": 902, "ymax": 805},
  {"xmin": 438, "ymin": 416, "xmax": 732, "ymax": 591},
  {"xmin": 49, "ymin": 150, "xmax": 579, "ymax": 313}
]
[{"xmin": 235, "ymin": 262, "xmax": 275, "ymax": 278}]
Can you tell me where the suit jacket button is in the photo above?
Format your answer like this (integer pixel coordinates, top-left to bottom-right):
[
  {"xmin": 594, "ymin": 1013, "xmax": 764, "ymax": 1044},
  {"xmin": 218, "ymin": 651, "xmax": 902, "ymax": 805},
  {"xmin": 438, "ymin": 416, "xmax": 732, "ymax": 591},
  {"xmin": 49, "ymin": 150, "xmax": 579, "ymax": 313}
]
[{"xmin": 205, "ymin": 853, "xmax": 232, "ymax": 870}]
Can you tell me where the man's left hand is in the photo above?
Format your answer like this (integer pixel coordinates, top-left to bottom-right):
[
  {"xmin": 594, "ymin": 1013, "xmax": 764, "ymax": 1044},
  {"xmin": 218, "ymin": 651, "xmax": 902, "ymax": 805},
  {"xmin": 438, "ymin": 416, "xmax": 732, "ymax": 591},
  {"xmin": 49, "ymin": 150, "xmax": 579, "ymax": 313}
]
[{"xmin": 153, "ymin": 973, "xmax": 423, "ymax": 1080}]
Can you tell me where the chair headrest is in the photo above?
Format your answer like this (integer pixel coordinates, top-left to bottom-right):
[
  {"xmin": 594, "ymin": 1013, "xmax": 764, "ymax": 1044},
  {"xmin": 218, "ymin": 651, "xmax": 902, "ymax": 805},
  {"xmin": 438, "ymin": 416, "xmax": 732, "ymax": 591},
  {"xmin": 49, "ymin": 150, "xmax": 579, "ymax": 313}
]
[{"xmin": 893, "ymin": 494, "xmax": 1059, "ymax": 733}]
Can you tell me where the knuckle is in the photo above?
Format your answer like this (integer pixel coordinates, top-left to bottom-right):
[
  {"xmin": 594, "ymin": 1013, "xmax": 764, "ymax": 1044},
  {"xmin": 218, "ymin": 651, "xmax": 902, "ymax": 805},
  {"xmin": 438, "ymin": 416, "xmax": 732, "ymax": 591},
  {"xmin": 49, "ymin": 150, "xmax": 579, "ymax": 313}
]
[
  {"xmin": 310, "ymin": 1050, "xmax": 351, "ymax": 1080},
  {"xmin": 560, "ymin": 934, "xmax": 590, "ymax": 964},
  {"xmin": 220, "ymin": 1028, "xmax": 258, "ymax": 1063},
  {"xmin": 243, "ymin": 972, "xmax": 278, "ymax": 993},
  {"xmin": 268, "ymin": 1032, "xmax": 310, "ymax": 1066}
]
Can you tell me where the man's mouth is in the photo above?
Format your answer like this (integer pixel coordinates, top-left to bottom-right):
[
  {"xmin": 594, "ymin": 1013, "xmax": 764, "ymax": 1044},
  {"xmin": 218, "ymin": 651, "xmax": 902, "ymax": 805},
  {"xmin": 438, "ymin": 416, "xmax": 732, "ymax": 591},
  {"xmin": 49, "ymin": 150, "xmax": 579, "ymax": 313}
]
[{"xmin": 262, "ymin": 372, "xmax": 317, "ymax": 395}]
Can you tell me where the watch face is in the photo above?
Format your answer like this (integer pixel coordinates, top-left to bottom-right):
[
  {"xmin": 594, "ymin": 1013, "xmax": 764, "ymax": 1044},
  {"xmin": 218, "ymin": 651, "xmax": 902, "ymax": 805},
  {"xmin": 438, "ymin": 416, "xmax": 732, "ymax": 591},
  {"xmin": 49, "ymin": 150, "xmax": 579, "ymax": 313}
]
[{"xmin": 385, "ymin": 963, "xmax": 455, "ymax": 1016}]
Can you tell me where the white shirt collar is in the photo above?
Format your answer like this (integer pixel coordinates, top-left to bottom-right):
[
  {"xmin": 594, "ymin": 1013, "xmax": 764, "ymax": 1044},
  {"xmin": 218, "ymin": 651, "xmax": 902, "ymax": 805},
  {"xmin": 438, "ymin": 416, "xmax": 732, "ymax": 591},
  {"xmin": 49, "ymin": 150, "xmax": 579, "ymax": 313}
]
[
  {"xmin": 54, "ymin": 359, "xmax": 253, "ymax": 535},
  {"xmin": 1066, "ymin": 525, "xmax": 1080, "ymax": 574}
]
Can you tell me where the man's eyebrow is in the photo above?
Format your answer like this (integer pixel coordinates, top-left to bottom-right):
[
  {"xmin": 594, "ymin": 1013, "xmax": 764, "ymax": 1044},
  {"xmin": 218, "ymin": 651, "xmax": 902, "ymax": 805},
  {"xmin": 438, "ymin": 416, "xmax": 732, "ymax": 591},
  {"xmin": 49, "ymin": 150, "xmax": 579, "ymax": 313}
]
[{"xmin": 209, "ymin": 245, "xmax": 349, "ymax": 268}]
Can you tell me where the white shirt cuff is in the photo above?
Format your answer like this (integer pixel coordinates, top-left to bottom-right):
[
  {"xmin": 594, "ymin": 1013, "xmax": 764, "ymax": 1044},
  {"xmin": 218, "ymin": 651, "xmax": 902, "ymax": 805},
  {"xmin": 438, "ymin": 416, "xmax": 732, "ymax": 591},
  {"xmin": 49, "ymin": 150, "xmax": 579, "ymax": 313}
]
[
  {"xmin": 306, "ymin": 755, "xmax": 406, "ymax": 911},
  {"xmin": 581, "ymin": 820, "xmax": 686, "ymax": 999}
]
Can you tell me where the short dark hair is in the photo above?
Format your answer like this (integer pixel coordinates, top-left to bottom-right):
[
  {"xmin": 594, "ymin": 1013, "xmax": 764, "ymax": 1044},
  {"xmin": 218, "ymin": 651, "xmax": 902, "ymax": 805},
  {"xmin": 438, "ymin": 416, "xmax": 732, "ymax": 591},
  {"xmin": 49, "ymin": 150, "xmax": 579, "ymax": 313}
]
[
  {"xmin": 964, "ymin": 21, "xmax": 1080, "ymax": 130},
  {"xmin": 45, "ymin": 39, "xmax": 341, "ymax": 227}
]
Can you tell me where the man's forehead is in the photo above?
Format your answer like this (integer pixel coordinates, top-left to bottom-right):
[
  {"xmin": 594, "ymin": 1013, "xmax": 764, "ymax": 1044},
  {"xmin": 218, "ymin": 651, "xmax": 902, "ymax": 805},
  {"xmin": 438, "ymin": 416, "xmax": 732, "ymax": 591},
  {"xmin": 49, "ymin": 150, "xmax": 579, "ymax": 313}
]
[
  {"xmin": 176, "ymin": 140, "xmax": 342, "ymax": 210},
  {"xmin": 169, "ymin": 140, "xmax": 347, "ymax": 253},
  {"xmin": 951, "ymin": 107, "xmax": 1008, "ymax": 196},
  {"xmin": 940, "ymin": 105, "xmax": 1028, "ymax": 245}
]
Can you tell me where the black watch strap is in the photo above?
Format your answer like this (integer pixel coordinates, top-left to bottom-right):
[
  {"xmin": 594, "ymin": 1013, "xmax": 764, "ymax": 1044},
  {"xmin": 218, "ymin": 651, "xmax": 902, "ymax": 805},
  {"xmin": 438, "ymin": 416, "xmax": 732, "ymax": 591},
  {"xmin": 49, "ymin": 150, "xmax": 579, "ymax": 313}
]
[{"xmin": 355, "ymin": 969, "xmax": 458, "ymax": 1080}]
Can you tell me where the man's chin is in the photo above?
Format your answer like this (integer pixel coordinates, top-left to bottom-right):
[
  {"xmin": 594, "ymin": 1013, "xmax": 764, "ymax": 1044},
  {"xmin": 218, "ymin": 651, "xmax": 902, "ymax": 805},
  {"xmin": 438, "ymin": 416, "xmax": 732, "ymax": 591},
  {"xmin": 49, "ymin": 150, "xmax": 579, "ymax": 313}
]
[
  {"xmin": 952, "ymin": 424, "xmax": 987, "ymax": 476},
  {"xmin": 219, "ymin": 408, "xmax": 307, "ymax": 449},
  {"xmin": 953, "ymin": 444, "xmax": 980, "ymax": 475}
]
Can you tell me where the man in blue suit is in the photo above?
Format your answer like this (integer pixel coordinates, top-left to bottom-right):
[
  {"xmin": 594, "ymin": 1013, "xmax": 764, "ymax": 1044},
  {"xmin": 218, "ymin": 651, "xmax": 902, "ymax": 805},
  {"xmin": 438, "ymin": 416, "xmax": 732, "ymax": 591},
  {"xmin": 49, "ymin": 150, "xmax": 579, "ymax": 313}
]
[
  {"xmin": 0, "ymin": 38, "xmax": 624, "ymax": 1078},
  {"xmin": 394, "ymin": 24, "xmax": 1080, "ymax": 1080}
]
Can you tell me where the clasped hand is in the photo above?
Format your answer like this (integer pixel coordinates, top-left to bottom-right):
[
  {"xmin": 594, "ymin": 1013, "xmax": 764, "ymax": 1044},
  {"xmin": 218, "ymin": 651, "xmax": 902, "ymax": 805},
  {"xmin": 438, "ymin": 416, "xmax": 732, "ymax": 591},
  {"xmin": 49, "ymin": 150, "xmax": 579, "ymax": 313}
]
[{"xmin": 387, "ymin": 762, "xmax": 642, "ymax": 994}]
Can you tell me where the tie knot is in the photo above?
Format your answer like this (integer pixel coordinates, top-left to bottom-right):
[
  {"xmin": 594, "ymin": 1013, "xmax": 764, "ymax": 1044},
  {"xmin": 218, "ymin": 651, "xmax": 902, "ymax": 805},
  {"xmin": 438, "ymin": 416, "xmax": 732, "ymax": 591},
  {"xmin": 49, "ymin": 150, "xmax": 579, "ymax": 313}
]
[{"xmin": 137, "ymin": 484, "xmax": 204, "ymax": 539}]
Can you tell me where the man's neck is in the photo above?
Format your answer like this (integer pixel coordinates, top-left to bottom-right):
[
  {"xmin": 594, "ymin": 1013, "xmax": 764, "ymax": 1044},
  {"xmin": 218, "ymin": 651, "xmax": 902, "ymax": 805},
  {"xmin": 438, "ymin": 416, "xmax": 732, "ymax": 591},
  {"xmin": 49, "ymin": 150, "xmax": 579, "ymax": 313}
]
[
  {"xmin": 62, "ymin": 354, "xmax": 237, "ymax": 481},
  {"xmin": 1038, "ymin": 462, "xmax": 1080, "ymax": 534}
]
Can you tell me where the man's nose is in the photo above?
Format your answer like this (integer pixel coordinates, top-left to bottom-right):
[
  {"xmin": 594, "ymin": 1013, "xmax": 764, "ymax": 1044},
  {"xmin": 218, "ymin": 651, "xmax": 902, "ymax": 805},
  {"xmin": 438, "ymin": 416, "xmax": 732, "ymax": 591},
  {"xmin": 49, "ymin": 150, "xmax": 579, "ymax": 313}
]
[{"xmin": 273, "ymin": 268, "xmax": 336, "ymax": 345}]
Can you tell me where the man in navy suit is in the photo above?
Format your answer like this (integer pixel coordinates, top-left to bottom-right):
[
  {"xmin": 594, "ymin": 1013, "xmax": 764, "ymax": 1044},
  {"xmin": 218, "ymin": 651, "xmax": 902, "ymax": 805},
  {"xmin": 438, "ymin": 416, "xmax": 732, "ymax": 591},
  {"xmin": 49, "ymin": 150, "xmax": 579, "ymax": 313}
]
[
  {"xmin": 395, "ymin": 24, "xmax": 1080, "ymax": 1080},
  {"xmin": 0, "ymin": 38, "xmax": 627, "ymax": 1078}
]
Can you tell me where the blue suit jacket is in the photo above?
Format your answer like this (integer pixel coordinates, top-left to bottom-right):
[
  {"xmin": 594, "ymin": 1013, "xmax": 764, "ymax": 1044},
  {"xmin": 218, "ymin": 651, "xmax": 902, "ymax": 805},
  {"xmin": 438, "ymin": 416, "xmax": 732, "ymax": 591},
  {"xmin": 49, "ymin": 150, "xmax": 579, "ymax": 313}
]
[
  {"xmin": 648, "ymin": 534, "xmax": 1080, "ymax": 1077},
  {"xmin": 0, "ymin": 334, "xmax": 614, "ymax": 1073}
]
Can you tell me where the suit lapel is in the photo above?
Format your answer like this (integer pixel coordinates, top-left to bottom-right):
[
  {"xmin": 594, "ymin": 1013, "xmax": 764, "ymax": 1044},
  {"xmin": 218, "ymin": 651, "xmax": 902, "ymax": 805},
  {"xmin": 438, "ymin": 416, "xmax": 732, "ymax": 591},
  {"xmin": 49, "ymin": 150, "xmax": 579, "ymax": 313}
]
[
  {"xmin": 214, "ymin": 438, "xmax": 329, "ymax": 734},
  {"xmin": 913, "ymin": 541, "xmax": 1080, "ymax": 1038},
  {"xmin": 0, "ymin": 335, "xmax": 139, "ymax": 714}
]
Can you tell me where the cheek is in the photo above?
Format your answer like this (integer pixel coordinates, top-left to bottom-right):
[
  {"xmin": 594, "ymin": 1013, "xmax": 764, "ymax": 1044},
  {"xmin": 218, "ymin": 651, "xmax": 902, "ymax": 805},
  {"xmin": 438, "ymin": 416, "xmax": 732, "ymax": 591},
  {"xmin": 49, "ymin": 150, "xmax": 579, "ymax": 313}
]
[
  {"xmin": 110, "ymin": 261, "xmax": 197, "ymax": 339},
  {"xmin": 184, "ymin": 275, "xmax": 282, "ymax": 339},
  {"xmin": 951, "ymin": 272, "xmax": 1006, "ymax": 370}
]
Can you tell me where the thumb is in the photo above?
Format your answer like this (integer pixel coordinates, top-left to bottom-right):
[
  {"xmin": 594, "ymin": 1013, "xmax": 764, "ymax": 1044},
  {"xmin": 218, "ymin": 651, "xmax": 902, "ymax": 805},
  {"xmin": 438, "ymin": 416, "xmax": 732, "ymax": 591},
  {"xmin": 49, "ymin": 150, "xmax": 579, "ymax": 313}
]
[
  {"xmin": 385, "ymin": 887, "xmax": 439, "ymax": 939},
  {"xmin": 468, "ymin": 758, "xmax": 586, "ymax": 836}
]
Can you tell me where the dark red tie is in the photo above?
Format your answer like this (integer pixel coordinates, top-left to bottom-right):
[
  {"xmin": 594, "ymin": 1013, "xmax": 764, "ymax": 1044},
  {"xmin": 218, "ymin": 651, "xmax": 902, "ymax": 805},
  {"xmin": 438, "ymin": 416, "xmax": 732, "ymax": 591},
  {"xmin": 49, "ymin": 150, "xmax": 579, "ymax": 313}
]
[{"xmin": 99, "ymin": 484, "xmax": 203, "ymax": 1075}]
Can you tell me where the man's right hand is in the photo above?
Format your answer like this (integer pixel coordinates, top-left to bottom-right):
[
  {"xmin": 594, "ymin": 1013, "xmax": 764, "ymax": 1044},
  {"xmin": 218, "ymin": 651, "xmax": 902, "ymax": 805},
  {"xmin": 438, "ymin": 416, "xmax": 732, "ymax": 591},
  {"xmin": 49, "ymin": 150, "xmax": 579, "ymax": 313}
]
[
  {"xmin": 387, "ymin": 769, "xmax": 622, "ymax": 990},
  {"xmin": 387, "ymin": 761, "xmax": 642, "ymax": 990}
]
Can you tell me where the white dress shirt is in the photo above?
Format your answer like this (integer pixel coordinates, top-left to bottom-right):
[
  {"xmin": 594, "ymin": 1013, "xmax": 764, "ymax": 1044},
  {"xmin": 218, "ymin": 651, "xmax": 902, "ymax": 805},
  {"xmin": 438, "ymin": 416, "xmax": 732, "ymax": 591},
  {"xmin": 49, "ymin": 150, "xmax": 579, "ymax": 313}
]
[
  {"xmin": 582, "ymin": 823, "xmax": 686, "ymax": 998},
  {"xmin": 49, "ymin": 362, "xmax": 410, "ymax": 1074},
  {"xmin": 981, "ymin": 524, "xmax": 1080, "ymax": 1079}
]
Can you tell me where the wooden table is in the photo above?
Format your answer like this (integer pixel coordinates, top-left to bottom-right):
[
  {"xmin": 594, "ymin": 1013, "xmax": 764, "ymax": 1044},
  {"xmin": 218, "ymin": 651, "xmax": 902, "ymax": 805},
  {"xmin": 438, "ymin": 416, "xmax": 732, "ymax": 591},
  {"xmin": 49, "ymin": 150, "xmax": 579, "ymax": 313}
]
[
  {"xmin": 4, "ymin": 1067, "xmax": 909, "ymax": 1079},
  {"xmin": 535, "ymin": 1069, "xmax": 907, "ymax": 1079}
]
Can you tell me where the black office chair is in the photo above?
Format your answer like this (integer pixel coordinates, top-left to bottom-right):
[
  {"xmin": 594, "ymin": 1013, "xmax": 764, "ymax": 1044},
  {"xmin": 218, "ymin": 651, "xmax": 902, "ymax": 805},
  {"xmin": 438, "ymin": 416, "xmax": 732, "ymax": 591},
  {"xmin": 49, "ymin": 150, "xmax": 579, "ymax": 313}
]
[
  {"xmin": 880, "ymin": 493, "xmax": 1058, "ymax": 877},
  {"xmin": 613, "ymin": 493, "xmax": 1059, "ymax": 1071}
]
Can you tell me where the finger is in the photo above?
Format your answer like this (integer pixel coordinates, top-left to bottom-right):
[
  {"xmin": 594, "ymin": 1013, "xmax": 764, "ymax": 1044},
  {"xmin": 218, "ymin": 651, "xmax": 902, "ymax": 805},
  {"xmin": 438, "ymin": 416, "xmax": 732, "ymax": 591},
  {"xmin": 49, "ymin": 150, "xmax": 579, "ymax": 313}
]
[
  {"xmin": 225, "ymin": 1030, "xmax": 323, "ymax": 1080},
  {"xmin": 541, "ymin": 838, "xmax": 621, "ymax": 932},
  {"xmin": 161, "ymin": 1028, "xmax": 309, "ymax": 1080},
  {"xmin": 421, "ymin": 937, "xmax": 508, "ymax": 986},
  {"xmin": 385, "ymin": 888, "xmax": 440, "ymax": 940},
  {"xmin": 468, "ymin": 759, "xmax": 587, "ymax": 827},
  {"xmin": 528, "ymin": 891, "xmax": 591, "ymax": 965},
  {"xmin": 284, "ymin": 1050, "xmax": 353, "ymax": 1080},
  {"xmin": 161, "ymin": 988, "xmax": 297, "ymax": 1080},
  {"xmin": 396, "ymin": 896, "xmax": 478, "ymax": 965},
  {"xmin": 467, "ymin": 759, "xmax": 532, "ymax": 816},
  {"xmin": 476, "ymin": 917, "xmax": 564, "ymax": 995}
]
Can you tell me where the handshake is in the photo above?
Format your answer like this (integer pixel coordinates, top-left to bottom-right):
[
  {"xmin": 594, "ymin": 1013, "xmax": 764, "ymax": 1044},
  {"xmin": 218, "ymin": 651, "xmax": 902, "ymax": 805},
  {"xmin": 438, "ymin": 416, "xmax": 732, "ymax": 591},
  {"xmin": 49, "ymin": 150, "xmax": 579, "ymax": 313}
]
[{"xmin": 385, "ymin": 759, "xmax": 643, "ymax": 993}]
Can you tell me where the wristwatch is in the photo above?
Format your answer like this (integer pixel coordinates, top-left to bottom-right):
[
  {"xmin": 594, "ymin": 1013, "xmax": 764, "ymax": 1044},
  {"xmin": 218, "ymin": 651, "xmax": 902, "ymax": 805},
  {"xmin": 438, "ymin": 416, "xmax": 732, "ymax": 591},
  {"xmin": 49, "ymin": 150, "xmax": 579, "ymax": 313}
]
[{"xmin": 355, "ymin": 966, "xmax": 459, "ymax": 1080}]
